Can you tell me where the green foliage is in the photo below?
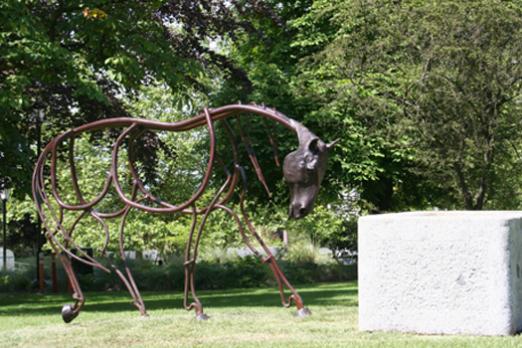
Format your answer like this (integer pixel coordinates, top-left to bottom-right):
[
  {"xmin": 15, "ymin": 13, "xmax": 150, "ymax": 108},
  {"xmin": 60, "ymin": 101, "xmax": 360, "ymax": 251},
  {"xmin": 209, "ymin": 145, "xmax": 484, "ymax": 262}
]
[
  {"xmin": 0, "ymin": 255, "xmax": 356, "ymax": 293},
  {"xmin": 290, "ymin": 0, "xmax": 522, "ymax": 210},
  {"xmin": 0, "ymin": 0, "xmax": 202, "ymax": 197},
  {"xmin": 401, "ymin": 1, "xmax": 522, "ymax": 209},
  {"xmin": 288, "ymin": 204, "xmax": 345, "ymax": 247},
  {"xmin": 0, "ymin": 256, "xmax": 36, "ymax": 292},
  {"xmin": 0, "ymin": 270, "xmax": 33, "ymax": 292},
  {"xmin": 281, "ymin": 261, "xmax": 357, "ymax": 285},
  {"xmin": 7, "ymin": 0, "xmax": 522, "ymax": 268},
  {"xmin": 3, "ymin": 0, "xmax": 353, "ymax": 263}
]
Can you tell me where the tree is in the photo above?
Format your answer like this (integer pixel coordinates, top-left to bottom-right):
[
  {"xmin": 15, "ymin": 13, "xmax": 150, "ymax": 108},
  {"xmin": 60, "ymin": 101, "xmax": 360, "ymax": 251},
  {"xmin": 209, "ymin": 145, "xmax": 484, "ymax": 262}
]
[
  {"xmin": 1, "ymin": 0, "xmax": 294, "ymax": 256},
  {"xmin": 290, "ymin": 0, "xmax": 522, "ymax": 210},
  {"xmin": 0, "ymin": 1, "xmax": 188, "ymax": 195},
  {"xmin": 403, "ymin": 2, "xmax": 522, "ymax": 209},
  {"xmin": 0, "ymin": 0, "xmax": 282, "ymax": 197}
]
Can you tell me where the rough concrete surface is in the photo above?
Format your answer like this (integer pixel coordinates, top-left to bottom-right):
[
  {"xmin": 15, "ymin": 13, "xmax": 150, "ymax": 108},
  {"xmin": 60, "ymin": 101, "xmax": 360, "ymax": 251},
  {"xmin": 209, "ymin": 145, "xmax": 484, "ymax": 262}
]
[{"xmin": 358, "ymin": 211, "xmax": 522, "ymax": 335}]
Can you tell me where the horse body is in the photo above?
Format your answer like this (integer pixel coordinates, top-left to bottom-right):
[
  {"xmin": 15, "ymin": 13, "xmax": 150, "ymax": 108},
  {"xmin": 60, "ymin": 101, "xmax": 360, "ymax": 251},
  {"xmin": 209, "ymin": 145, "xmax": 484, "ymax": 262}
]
[{"xmin": 32, "ymin": 104, "xmax": 333, "ymax": 322}]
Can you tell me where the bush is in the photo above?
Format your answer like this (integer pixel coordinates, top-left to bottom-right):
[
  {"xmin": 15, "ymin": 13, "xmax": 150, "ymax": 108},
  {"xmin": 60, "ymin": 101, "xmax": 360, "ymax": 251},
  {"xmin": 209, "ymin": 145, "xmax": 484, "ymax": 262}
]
[
  {"xmin": 194, "ymin": 256, "xmax": 271, "ymax": 290},
  {"xmin": 0, "ymin": 269, "xmax": 32, "ymax": 292},
  {"xmin": 279, "ymin": 261, "xmax": 357, "ymax": 284},
  {"xmin": 0, "ymin": 253, "xmax": 356, "ymax": 293}
]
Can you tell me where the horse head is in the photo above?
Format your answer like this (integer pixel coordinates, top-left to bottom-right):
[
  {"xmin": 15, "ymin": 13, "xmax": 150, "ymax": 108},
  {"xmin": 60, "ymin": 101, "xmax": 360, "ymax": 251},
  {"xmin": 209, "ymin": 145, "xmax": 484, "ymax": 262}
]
[{"xmin": 283, "ymin": 121, "xmax": 337, "ymax": 219}]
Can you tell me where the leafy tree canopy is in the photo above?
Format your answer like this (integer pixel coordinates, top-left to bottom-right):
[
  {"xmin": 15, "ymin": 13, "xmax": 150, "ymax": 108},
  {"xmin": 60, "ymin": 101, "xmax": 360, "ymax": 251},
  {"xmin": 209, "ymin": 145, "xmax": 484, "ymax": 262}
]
[
  {"xmin": 0, "ymin": 0, "xmax": 277, "ymax": 196},
  {"xmin": 287, "ymin": 0, "xmax": 522, "ymax": 210},
  {"xmin": 3, "ymin": 0, "xmax": 522, "ymax": 258}
]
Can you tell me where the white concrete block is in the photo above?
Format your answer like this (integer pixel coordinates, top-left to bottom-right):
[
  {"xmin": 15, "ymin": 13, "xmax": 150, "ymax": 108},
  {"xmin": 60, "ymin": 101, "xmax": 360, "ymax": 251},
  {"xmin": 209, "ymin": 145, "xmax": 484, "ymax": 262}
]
[
  {"xmin": 124, "ymin": 250, "xmax": 136, "ymax": 260},
  {"xmin": 358, "ymin": 211, "xmax": 522, "ymax": 336},
  {"xmin": 0, "ymin": 247, "xmax": 15, "ymax": 271},
  {"xmin": 226, "ymin": 247, "xmax": 280, "ymax": 258},
  {"xmin": 142, "ymin": 249, "xmax": 160, "ymax": 263}
]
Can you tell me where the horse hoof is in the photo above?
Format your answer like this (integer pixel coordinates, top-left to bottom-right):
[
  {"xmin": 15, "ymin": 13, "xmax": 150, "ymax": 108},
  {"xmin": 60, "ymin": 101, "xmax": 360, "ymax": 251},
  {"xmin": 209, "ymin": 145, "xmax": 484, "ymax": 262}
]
[
  {"xmin": 296, "ymin": 307, "xmax": 311, "ymax": 317},
  {"xmin": 196, "ymin": 313, "xmax": 209, "ymax": 321},
  {"xmin": 61, "ymin": 304, "xmax": 79, "ymax": 323}
]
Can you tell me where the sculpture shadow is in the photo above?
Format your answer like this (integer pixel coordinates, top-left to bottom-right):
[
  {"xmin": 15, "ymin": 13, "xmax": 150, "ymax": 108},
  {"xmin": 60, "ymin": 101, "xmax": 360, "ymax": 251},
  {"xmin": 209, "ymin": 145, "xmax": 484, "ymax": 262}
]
[{"xmin": 0, "ymin": 283, "xmax": 357, "ymax": 317}]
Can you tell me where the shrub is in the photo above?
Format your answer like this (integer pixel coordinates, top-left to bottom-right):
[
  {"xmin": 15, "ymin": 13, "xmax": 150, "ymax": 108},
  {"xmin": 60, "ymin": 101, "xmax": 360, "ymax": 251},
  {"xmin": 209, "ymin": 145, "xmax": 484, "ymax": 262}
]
[
  {"xmin": 1, "ymin": 251, "xmax": 356, "ymax": 293},
  {"xmin": 0, "ymin": 270, "xmax": 32, "ymax": 292}
]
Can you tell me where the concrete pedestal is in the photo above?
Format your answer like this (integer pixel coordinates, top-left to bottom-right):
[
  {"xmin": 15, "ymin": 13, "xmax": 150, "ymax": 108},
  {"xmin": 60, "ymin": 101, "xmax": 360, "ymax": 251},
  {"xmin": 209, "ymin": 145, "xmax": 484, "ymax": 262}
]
[{"xmin": 358, "ymin": 211, "xmax": 522, "ymax": 335}]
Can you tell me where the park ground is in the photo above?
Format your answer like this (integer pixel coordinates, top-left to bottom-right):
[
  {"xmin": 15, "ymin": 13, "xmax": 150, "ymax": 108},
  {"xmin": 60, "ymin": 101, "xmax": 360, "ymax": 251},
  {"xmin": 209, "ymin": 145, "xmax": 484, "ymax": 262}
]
[{"xmin": 1, "ymin": 282, "xmax": 521, "ymax": 348}]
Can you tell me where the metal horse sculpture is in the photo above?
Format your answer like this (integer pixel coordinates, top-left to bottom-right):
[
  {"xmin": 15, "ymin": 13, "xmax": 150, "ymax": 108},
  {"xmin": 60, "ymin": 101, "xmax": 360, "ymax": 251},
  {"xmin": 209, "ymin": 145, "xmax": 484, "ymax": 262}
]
[{"xmin": 32, "ymin": 104, "xmax": 335, "ymax": 323}]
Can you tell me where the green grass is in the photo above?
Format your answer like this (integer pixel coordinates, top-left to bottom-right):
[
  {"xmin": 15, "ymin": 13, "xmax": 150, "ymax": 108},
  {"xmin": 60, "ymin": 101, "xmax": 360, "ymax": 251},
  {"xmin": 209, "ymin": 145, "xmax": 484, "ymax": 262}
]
[{"xmin": 0, "ymin": 282, "xmax": 520, "ymax": 347}]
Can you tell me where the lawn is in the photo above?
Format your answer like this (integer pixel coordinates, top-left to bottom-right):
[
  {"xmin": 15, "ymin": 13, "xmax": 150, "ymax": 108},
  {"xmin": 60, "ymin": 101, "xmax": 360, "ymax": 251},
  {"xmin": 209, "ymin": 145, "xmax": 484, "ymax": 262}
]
[{"xmin": 0, "ymin": 282, "xmax": 520, "ymax": 348}]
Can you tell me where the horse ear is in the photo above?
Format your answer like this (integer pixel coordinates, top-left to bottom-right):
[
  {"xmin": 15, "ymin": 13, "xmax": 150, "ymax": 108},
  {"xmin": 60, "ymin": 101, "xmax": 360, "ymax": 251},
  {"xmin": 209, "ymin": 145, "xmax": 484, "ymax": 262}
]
[
  {"xmin": 326, "ymin": 138, "xmax": 340, "ymax": 150},
  {"xmin": 308, "ymin": 138, "xmax": 320, "ymax": 154}
]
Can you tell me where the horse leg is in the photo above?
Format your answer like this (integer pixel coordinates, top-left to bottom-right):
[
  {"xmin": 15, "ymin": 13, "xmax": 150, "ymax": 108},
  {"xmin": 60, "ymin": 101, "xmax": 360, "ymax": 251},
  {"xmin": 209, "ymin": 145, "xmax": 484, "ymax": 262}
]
[
  {"xmin": 183, "ymin": 178, "xmax": 231, "ymax": 320},
  {"xmin": 44, "ymin": 211, "xmax": 114, "ymax": 323},
  {"xmin": 41, "ymin": 228, "xmax": 86, "ymax": 323},
  {"xmin": 238, "ymin": 198, "xmax": 311, "ymax": 317},
  {"xmin": 183, "ymin": 207, "xmax": 207, "ymax": 320},
  {"xmin": 46, "ymin": 210, "xmax": 86, "ymax": 323},
  {"xmin": 58, "ymin": 252, "xmax": 85, "ymax": 323},
  {"xmin": 113, "ymin": 206, "xmax": 147, "ymax": 316},
  {"xmin": 112, "ymin": 266, "xmax": 147, "ymax": 316}
]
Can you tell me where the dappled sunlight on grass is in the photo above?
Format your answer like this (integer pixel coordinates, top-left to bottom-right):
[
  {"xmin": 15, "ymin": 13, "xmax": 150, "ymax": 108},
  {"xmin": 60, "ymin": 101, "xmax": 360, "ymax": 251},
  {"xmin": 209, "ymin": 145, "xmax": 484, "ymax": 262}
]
[
  {"xmin": 0, "ymin": 281, "xmax": 357, "ymax": 317},
  {"xmin": 1, "ymin": 282, "xmax": 520, "ymax": 348}
]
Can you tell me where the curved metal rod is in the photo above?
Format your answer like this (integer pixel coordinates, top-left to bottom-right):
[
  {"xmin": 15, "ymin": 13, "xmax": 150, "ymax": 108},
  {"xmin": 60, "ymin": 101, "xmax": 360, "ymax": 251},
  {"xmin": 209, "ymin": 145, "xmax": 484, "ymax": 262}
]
[
  {"xmin": 214, "ymin": 202, "xmax": 300, "ymax": 308},
  {"xmin": 238, "ymin": 189, "xmax": 304, "ymax": 310},
  {"xmin": 181, "ymin": 118, "xmax": 242, "ymax": 215},
  {"xmin": 126, "ymin": 128, "xmax": 162, "ymax": 205},
  {"xmin": 183, "ymin": 176, "xmax": 232, "ymax": 315},
  {"xmin": 33, "ymin": 144, "xmax": 111, "ymax": 273},
  {"xmin": 68, "ymin": 137, "xmax": 86, "ymax": 204},
  {"xmin": 116, "ymin": 205, "xmax": 147, "ymax": 315},
  {"xmin": 71, "ymin": 104, "xmax": 295, "ymax": 134},
  {"xmin": 31, "ymin": 103, "xmax": 312, "ymax": 321},
  {"xmin": 65, "ymin": 210, "xmax": 89, "ymax": 246},
  {"xmin": 36, "ymin": 138, "xmax": 118, "ymax": 274},
  {"xmin": 89, "ymin": 211, "xmax": 111, "ymax": 257},
  {"xmin": 118, "ymin": 206, "xmax": 133, "ymax": 260},
  {"xmin": 236, "ymin": 116, "xmax": 271, "ymax": 197},
  {"xmin": 126, "ymin": 122, "xmax": 239, "ymax": 214},
  {"xmin": 126, "ymin": 128, "xmax": 198, "ymax": 210},
  {"xmin": 94, "ymin": 177, "xmax": 141, "ymax": 220},
  {"xmin": 96, "ymin": 204, "xmax": 130, "ymax": 219},
  {"xmin": 49, "ymin": 131, "xmax": 113, "ymax": 211},
  {"xmin": 191, "ymin": 176, "xmax": 232, "ymax": 266},
  {"xmin": 212, "ymin": 119, "xmax": 241, "ymax": 207},
  {"xmin": 111, "ymin": 108, "xmax": 216, "ymax": 213},
  {"xmin": 59, "ymin": 252, "xmax": 85, "ymax": 315},
  {"xmin": 183, "ymin": 204, "xmax": 198, "ymax": 311},
  {"xmin": 262, "ymin": 118, "xmax": 281, "ymax": 167},
  {"xmin": 45, "ymin": 228, "xmax": 111, "ymax": 273},
  {"xmin": 214, "ymin": 204, "xmax": 260, "ymax": 257},
  {"xmin": 33, "ymin": 142, "xmax": 102, "ymax": 319}
]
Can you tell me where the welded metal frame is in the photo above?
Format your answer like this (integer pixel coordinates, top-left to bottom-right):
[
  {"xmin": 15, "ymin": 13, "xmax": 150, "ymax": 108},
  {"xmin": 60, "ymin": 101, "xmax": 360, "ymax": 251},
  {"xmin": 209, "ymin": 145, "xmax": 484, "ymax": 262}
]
[{"xmin": 32, "ymin": 104, "xmax": 313, "ymax": 322}]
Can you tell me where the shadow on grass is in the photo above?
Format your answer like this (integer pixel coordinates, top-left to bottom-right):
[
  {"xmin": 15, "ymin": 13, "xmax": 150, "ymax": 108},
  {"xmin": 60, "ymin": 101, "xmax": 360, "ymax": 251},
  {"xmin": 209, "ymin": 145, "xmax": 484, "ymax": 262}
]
[{"xmin": 0, "ymin": 282, "xmax": 357, "ymax": 317}]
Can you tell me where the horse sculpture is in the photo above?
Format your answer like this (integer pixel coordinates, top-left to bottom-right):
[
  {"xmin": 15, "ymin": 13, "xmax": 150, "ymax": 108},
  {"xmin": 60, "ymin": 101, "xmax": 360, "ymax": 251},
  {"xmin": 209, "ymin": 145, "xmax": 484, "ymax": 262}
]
[{"xmin": 32, "ymin": 104, "xmax": 335, "ymax": 323}]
